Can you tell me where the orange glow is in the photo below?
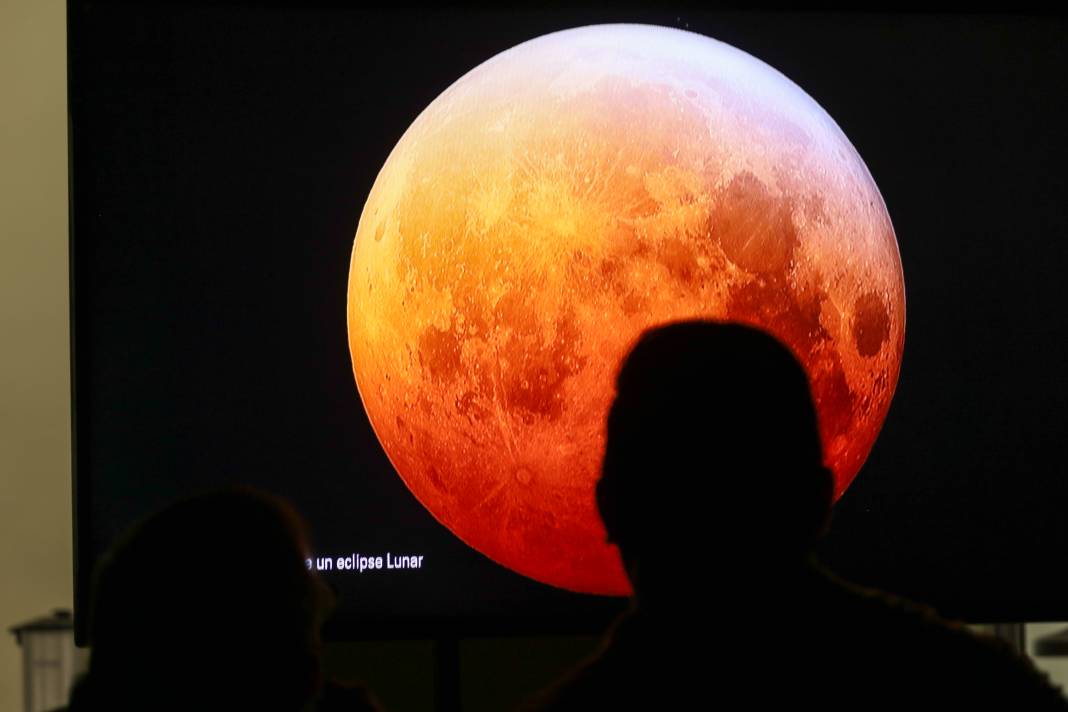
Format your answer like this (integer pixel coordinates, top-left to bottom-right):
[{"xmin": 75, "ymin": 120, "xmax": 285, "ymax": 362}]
[{"xmin": 347, "ymin": 25, "xmax": 904, "ymax": 595}]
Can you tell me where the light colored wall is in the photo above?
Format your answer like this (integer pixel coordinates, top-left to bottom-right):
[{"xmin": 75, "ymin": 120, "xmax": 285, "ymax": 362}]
[
  {"xmin": 1030, "ymin": 623, "xmax": 1068, "ymax": 694},
  {"xmin": 0, "ymin": 0, "xmax": 72, "ymax": 709}
]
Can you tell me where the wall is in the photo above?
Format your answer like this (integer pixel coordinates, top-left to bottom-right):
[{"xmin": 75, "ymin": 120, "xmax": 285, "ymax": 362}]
[
  {"xmin": 0, "ymin": 0, "xmax": 73, "ymax": 710},
  {"xmin": 1030, "ymin": 624, "xmax": 1068, "ymax": 693}
]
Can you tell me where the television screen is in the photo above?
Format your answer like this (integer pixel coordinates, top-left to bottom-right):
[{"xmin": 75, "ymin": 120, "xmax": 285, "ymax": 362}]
[{"xmin": 70, "ymin": 4, "xmax": 1068, "ymax": 641}]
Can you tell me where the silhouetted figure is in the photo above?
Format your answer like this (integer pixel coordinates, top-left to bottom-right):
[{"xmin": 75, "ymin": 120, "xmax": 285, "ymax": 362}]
[
  {"xmin": 528, "ymin": 321, "xmax": 1067, "ymax": 710},
  {"xmin": 66, "ymin": 487, "xmax": 380, "ymax": 712}
]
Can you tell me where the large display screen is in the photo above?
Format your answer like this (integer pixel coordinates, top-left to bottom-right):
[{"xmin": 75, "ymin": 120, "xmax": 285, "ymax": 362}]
[{"xmin": 70, "ymin": 5, "xmax": 1068, "ymax": 639}]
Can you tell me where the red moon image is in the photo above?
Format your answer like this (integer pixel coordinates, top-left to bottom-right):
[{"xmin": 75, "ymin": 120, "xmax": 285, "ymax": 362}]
[{"xmin": 347, "ymin": 25, "xmax": 905, "ymax": 596}]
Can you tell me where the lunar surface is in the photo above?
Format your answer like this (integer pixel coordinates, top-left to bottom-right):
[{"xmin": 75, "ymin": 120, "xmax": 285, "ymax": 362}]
[{"xmin": 347, "ymin": 25, "xmax": 905, "ymax": 595}]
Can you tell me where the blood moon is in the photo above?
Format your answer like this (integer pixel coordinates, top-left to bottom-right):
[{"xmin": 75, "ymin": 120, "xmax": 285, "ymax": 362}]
[{"xmin": 347, "ymin": 25, "xmax": 904, "ymax": 596}]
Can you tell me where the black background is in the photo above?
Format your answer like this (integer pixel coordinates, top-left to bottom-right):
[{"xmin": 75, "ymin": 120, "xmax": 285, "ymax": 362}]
[{"xmin": 70, "ymin": 5, "xmax": 1068, "ymax": 641}]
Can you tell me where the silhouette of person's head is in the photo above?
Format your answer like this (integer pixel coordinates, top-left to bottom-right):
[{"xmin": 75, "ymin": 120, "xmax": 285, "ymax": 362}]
[
  {"xmin": 84, "ymin": 487, "xmax": 332, "ymax": 711},
  {"xmin": 597, "ymin": 321, "xmax": 833, "ymax": 607}
]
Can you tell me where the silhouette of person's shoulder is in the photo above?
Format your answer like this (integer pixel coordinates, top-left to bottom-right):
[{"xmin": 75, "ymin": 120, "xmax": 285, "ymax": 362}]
[
  {"xmin": 527, "ymin": 564, "xmax": 1067, "ymax": 711},
  {"xmin": 314, "ymin": 679, "xmax": 383, "ymax": 712},
  {"xmin": 519, "ymin": 611, "xmax": 648, "ymax": 712},
  {"xmin": 812, "ymin": 569, "xmax": 1065, "ymax": 708},
  {"xmin": 66, "ymin": 674, "xmax": 385, "ymax": 712}
]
